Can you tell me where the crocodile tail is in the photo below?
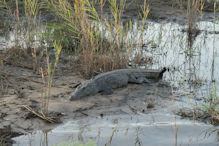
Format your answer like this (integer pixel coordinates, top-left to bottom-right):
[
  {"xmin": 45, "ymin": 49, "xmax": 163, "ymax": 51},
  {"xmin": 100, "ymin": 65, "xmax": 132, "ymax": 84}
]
[{"xmin": 158, "ymin": 67, "xmax": 167, "ymax": 79}]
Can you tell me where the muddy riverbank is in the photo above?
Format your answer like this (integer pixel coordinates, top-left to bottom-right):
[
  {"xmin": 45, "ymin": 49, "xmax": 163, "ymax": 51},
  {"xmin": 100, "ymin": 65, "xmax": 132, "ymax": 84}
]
[{"xmin": 0, "ymin": 53, "xmax": 173, "ymax": 145}]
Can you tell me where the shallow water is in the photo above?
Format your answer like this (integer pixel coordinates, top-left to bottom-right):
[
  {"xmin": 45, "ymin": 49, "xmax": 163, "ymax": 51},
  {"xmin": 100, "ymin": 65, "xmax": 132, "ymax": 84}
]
[
  {"xmin": 13, "ymin": 114, "xmax": 218, "ymax": 146},
  {"xmin": 98, "ymin": 18, "xmax": 219, "ymax": 106},
  {"xmin": 129, "ymin": 20, "xmax": 219, "ymax": 82}
]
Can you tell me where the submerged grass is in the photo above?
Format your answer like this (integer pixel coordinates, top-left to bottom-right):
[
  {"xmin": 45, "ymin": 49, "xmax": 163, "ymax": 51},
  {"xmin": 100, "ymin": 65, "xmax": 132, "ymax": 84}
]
[{"xmin": 201, "ymin": 83, "xmax": 219, "ymax": 125}]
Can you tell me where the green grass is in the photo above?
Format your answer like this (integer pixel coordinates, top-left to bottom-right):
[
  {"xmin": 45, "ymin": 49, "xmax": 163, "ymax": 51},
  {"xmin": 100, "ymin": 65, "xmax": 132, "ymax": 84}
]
[{"xmin": 201, "ymin": 83, "xmax": 219, "ymax": 125}]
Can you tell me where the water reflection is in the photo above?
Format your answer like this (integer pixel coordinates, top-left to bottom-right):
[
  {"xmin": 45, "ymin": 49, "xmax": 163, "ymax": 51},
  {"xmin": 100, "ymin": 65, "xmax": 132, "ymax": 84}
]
[
  {"xmin": 42, "ymin": 131, "xmax": 48, "ymax": 146},
  {"xmin": 120, "ymin": 20, "xmax": 219, "ymax": 111},
  {"xmin": 13, "ymin": 115, "xmax": 219, "ymax": 146},
  {"xmin": 134, "ymin": 127, "xmax": 142, "ymax": 146}
]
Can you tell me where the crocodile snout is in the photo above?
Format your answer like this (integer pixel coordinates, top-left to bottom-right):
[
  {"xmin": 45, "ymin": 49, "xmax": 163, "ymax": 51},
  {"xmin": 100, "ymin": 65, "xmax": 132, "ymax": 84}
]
[{"xmin": 69, "ymin": 94, "xmax": 77, "ymax": 100}]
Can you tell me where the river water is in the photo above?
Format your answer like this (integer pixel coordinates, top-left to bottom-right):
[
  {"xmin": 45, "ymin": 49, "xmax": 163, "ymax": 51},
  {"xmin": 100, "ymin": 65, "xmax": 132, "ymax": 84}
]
[{"xmin": 13, "ymin": 114, "xmax": 218, "ymax": 146}]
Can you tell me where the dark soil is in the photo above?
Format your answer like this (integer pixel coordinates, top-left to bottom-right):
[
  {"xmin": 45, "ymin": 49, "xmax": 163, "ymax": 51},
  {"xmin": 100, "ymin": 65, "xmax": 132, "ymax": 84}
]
[{"xmin": 0, "ymin": 126, "xmax": 22, "ymax": 146}]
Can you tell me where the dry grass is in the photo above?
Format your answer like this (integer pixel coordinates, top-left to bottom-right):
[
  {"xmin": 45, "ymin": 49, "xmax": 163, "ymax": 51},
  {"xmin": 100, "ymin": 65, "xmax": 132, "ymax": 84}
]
[
  {"xmin": 0, "ymin": 47, "xmax": 34, "ymax": 69},
  {"xmin": 75, "ymin": 52, "xmax": 127, "ymax": 79},
  {"xmin": 0, "ymin": 0, "xmax": 151, "ymax": 78},
  {"xmin": 45, "ymin": 0, "xmax": 142, "ymax": 78},
  {"xmin": 22, "ymin": 105, "xmax": 57, "ymax": 123}
]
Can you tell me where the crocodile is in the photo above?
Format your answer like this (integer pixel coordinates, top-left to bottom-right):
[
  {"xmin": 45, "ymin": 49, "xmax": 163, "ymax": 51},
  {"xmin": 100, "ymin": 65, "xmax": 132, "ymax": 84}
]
[{"xmin": 69, "ymin": 68, "xmax": 166, "ymax": 100}]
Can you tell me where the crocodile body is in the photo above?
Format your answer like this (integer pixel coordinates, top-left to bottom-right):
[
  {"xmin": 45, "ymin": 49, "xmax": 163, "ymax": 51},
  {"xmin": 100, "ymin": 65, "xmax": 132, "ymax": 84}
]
[{"xmin": 69, "ymin": 68, "xmax": 166, "ymax": 100}]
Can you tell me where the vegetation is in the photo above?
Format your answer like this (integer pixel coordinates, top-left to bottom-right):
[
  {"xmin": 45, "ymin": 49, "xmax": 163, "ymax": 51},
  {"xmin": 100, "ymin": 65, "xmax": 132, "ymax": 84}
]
[
  {"xmin": 201, "ymin": 83, "xmax": 219, "ymax": 125},
  {"xmin": 45, "ymin": 0, "xmax": 140, "ymax": 78},
  {"xmin": 0, "ymin": 0, "xmax": 218, "ymax": 128}
]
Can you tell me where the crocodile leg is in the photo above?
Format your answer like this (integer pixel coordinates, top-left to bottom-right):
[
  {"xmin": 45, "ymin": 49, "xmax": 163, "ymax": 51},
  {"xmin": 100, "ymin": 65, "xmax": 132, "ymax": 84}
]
[
  {"xmin": 101, "ymin": 87, "xmax": 114, "ymax": 95},
  {"xmin": 128, "ymin": 75, "xmax": 151, "ymax": 84},
  {"xmin": 137, "ymin": 77, "xmax": 151, "ymax": 83}
]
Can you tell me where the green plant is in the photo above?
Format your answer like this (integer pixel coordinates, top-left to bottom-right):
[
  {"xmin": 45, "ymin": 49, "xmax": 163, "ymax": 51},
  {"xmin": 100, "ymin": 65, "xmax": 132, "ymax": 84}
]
[
  {"xmin": 187, "ymin": 0, "xmax": 201, "ymax": 47},
  {"xmin": 0, "ymin": 0, "xmax": 20, "ymax": 47},
  {"xmin": 24, "ymin": 0, "xmax": 47, "ymax": 72},
  {"xmin": 211, "ymin": 2, "xmax": 218, "ymax": 81},
  {"xmin": 45, "ymin": 0, "xmax": 131, "ymax": 78},
  {"xmin": 0, "ymin": 0, "xmax": 45, "ymax": 71},
  {"xmin": 201, "ymin": 83, "xmax": 219, "ymax": 124},
  {"xmin": 41, "ymin": 41, "xmax": 62, "ymax": 114},
  {"xmin": 24, "ymin": 0, "xmax": 40, "ymax": 49},
  {"xmin": 203, "ymin": 4, "xmax": 219, "ymax": 125},
  {"xmin": 139, "ymin": 0, "xmax": 150, "ymax": 26}
]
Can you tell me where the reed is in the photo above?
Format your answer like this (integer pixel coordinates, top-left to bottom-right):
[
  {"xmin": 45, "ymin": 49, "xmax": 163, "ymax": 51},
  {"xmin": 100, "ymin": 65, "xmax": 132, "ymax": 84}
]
[
  {"xmin": 41, "ymin": 41, "xmax": 62, "ymax": 114},
  {"xmin": 201, "ymin": 83, "xmax": 219, "ymax": 125},
  {"xmin": 45, "ymin": 0, "xmax": 135, "ymax": 78}
]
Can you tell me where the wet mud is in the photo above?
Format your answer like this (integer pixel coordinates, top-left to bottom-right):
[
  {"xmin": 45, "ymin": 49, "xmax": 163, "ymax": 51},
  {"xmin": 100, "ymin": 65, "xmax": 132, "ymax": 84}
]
[
  {"xmin": 1, "ymin": 51, "xmax": 217, "ymax": 145},
  {"xmin": 0, "ymin": 53, "xmax": 173, "ymax": 143},
  {"xmin": 0, "ymin": 126, "xmax": 22, "ymax": 146},
  {"xmin": 97, "ymin": 0, "xmax": 218, "ymax": 23}
]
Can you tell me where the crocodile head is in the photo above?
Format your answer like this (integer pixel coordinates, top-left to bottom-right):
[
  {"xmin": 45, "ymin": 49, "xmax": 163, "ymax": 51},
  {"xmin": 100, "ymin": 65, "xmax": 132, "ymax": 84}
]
[
  {"xmin": 69, "ymin": 82, "xmax": 97, "ymax": 100},
  {"xmin": 158, "ymin": 67, "xmax": 167, "ymax": 79}
]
